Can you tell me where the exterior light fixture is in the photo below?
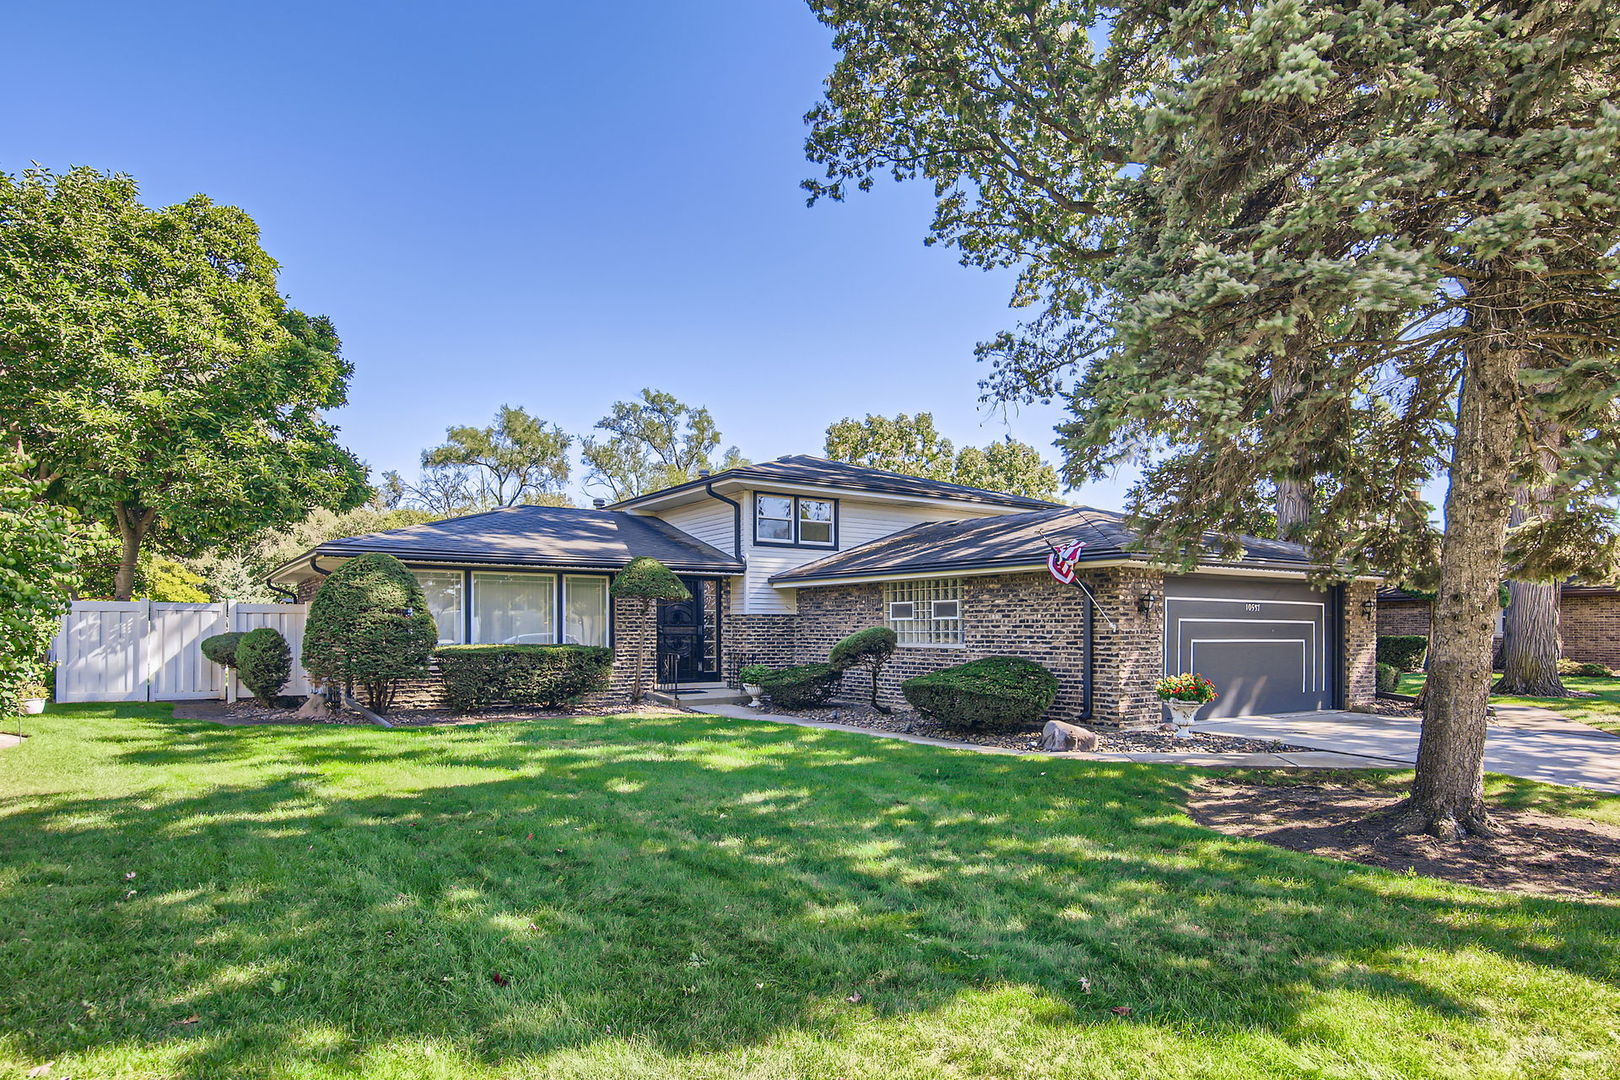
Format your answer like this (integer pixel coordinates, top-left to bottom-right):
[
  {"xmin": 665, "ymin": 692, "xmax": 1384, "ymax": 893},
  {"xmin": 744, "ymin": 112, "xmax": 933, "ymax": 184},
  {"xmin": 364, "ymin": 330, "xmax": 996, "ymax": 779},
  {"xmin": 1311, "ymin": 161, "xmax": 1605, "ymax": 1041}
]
[
  {"xmin": 1137, "ymin": 592, "xmax": 1159, "ymax": 615},
  {"xmin": 1361, "ymin": 598, "xmax": 1377, "ymax": 620}
]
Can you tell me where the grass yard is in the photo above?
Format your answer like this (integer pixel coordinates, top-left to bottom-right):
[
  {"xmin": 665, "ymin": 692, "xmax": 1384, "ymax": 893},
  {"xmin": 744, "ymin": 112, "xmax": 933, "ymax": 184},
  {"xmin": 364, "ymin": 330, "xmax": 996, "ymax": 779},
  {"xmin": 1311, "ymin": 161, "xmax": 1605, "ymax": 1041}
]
[
  {"xmin": 1397, "ymin": 672, "xmax": 1620, "ymax": 735},
  {"xmin": 2, "ymin": 705, "xmax": 1618, "ymax": 1080}
]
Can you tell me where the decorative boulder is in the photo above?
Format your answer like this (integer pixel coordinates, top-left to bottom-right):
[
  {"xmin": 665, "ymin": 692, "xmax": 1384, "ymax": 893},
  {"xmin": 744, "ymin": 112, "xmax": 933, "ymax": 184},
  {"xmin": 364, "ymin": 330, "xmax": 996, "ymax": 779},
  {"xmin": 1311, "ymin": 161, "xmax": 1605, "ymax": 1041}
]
[
  {"xmin": 295, "ymin": 693, "xmax": 334, "ymax": 720},
  {"xmin": 1036, "ymin": 719, "xmax": 1098, "ymax": 753}
]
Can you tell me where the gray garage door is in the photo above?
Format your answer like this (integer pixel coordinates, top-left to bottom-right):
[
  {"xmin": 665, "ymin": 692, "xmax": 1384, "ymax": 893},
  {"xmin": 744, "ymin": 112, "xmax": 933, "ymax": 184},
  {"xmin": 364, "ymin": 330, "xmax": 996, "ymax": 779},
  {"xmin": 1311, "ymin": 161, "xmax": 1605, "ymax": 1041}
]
[{"xmin": 1163, "ymin": 576, "xmax": 1337, "ymax": 719}]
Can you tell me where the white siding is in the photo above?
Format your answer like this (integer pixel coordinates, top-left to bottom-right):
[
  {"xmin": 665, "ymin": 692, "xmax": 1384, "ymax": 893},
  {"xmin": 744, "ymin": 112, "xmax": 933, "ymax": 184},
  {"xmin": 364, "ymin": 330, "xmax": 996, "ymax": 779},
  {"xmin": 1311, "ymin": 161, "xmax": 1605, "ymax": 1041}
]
[
  {"xmin": 651, "ymin": 500, "xmax": 737, "ymax": 557},
  {"xmin": 739, "ymin": 495, "xmax": 1008, "ymax": 615}
]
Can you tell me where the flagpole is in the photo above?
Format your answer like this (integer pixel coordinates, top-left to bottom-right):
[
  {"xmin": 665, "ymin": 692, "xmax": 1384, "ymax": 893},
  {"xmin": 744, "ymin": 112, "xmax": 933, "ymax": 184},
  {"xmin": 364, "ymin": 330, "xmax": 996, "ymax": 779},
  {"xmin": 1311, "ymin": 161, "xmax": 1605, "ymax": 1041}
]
[{"xmin": 1038, "ymin": 531, "xmax": 1119, "ymax": 632}]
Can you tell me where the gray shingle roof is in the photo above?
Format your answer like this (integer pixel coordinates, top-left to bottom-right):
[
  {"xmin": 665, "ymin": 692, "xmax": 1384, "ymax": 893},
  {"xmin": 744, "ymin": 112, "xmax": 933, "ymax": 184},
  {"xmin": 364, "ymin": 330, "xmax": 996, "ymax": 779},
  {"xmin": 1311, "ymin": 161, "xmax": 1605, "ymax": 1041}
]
[
  {"xmin": 612, "ymin": 454, "xmax": 1062, "ymax": 511},
  {"xmin": 309, "ymin": 505, "xmax": 744, "ymax": 574},
  {"xmin": 770, "ymin": 505, "xmax": 1317, "ymax": 584}
]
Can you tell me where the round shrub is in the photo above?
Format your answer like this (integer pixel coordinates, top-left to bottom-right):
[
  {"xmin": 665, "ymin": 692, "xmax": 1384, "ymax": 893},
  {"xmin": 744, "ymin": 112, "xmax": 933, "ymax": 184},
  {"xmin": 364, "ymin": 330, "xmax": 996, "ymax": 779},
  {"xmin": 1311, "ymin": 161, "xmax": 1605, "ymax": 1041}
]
[
  {"xmin": 302, "ymin": 552, "xmax": 438, "ymax": 713},
  {"xmin": 200, "ymin": 631, "xmax": 246, "ymax": 670},
  {"xmin": 901, "ymin": 656, "xmax": 1058, "ymax": 729},
  {"xmin": 1375, "ymin": 661, "xmax": 1400, "ymax": 694},
  {"xmin": 757, "ymin": 663, "xmax": 842, "ymax": 708},
  {"xmin": 1557, "ymin": 658, "xmax": 1612, "ymax": 677},
  {"xmin": 236, "ymin": 627, "xmax": 292, "ymax": 706},
  {"xmin": 1376, "ymin": 635, "xmax": 1428, "ymax": 673},
  {"xmin": 828, "ymin": 626, "xmax": 897, "ymax": 712}
]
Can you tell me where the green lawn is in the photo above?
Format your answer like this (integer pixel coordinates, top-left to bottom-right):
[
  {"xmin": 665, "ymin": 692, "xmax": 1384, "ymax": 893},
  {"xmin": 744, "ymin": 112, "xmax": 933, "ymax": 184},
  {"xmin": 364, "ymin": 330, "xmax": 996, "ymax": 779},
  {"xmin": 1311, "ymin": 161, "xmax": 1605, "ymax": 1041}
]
[
  {"xmin": 2, "ymin": 705, "xmax": 1618, "ymax": 1080},
  {"xmin": 1397, "ymin": 673, "xmax": 1620, "ymax": 735}
]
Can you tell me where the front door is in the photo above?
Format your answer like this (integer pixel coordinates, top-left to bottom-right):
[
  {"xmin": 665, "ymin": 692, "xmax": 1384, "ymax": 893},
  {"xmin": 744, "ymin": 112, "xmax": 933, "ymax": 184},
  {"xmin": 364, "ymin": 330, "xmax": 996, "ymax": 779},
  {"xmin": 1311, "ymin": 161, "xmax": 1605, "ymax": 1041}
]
[{"xmin": 657, "ymin": 578, "xmax": 720, "ymax": 683}]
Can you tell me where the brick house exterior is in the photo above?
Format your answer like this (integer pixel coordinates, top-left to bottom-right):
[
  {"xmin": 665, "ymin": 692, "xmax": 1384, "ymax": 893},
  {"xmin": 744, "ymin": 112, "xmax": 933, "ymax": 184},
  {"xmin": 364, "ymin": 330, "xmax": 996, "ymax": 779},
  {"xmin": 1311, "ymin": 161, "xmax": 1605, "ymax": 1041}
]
[
  {"xmin": 273, "ymin": 456, "xmax": 1380, "ymax": 725},
  {"xmin": 1377, "ymin": 585, "xmax": 1619, "ymax": 669}
]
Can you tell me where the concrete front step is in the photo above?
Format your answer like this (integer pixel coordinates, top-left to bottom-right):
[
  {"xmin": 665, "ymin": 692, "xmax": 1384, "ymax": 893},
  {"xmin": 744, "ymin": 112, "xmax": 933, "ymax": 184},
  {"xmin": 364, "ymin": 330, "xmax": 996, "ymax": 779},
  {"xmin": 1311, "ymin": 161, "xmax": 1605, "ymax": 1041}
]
[{"xmin": 647, "ymin": 685, "xmax": 751, "ymax": 707}]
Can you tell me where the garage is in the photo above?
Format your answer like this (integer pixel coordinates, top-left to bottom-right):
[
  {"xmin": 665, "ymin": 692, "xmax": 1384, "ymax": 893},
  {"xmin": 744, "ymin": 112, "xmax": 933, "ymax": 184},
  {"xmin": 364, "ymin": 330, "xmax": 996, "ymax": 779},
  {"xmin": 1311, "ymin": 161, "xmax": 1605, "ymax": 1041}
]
[{"xmin": 1163, "ymin": 575, "xmax": 1339, "ymax": 719}]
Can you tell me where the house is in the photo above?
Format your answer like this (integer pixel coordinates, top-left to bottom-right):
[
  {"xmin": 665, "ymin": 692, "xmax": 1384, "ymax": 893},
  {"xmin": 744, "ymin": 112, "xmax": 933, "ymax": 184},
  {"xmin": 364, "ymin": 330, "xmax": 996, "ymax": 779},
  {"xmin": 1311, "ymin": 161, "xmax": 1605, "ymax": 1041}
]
[
  {"xmin": 1377, "ymin": 584, "xmax": 1620, "ymax": 668},
  {"xmin": 271, "ymin": 455, "xmax": 1379, "ymax": 724}
]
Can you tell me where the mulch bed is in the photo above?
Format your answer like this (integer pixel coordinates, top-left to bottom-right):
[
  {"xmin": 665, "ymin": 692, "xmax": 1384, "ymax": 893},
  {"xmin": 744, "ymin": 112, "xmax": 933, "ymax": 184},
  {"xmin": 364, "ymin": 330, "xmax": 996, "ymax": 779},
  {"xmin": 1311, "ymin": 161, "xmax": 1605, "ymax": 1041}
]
[
  {"xmin": 757, "ymin": 702, "xmax": 1311, "ymax": 754},
  {"xmin": 177, "ymin": 700, "xmax": 675, "ymax": 727},
  {"xmin": 1190, "ymin": 776, "xmax": 1620, "ymax": 899}
]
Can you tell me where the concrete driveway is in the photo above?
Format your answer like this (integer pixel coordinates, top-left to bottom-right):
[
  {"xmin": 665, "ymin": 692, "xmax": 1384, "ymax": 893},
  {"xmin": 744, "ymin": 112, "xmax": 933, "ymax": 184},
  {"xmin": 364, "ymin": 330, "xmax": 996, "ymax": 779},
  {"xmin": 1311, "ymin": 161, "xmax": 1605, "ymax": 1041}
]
[{"xmin": 1196, "ymin": 707, "xmax": 1620, "ymax": 794}]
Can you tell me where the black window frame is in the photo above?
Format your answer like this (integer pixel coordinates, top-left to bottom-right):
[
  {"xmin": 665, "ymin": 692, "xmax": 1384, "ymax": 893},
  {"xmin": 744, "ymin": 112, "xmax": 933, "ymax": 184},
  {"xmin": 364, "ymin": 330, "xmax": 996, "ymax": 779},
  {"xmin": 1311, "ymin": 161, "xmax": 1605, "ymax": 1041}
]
[
  {"xmin": 405, "ymin": 565, "xmax": 616, "ymax": 648},
  {"xmin": 751, "ymin": 492, "xmax": 839, "ymax": 549}
]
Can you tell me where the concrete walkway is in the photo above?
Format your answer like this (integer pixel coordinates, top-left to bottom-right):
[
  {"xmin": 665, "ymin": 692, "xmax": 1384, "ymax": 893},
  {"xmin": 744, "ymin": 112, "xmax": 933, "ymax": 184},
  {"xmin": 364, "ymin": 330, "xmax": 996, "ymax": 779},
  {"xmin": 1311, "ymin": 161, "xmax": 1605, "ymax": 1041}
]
[
  {"xmin": 0, "ymin": 732, "xmax": 22, "ymax": 750},
  {"xmin": 1196, "ymin": 707, "xmax": 1620, "ymax": 794},
  {"xmin": 690, "ymin": 703, "xmax": 1400, "ymax": 770}
]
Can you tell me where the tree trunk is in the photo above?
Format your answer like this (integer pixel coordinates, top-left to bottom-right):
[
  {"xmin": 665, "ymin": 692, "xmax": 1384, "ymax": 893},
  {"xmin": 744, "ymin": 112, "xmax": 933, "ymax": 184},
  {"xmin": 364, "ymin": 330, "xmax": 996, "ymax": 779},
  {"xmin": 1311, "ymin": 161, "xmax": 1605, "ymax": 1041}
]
[
  {"xmin": 1396, "ymin": 339, "xmax": 1520, "ymax": 840},
  {"xmin": 1494, "ymin": 460, "xmax": 1569, "ymax": 697},
  {"xmin": 111, "ymin": 504, "xmax": 156, "ymax": 602},
  {"xmin": 1275, "ymin": 477, "xmax": 1313, "ymax": 538},
  {"xmin": 631, "ymin": 598, "xmax": 650, "ymax": 704},
  {"xmin": 1270, "ymin": 344, "xmax": 1314, "ymax": 540},
  {"xmin": 1495, "ymin": 578, "xmax": 1565, "ymax": 696},
  {"xmin": 869, "ymin": 658, "xmax": 891, "ymax": 714}
]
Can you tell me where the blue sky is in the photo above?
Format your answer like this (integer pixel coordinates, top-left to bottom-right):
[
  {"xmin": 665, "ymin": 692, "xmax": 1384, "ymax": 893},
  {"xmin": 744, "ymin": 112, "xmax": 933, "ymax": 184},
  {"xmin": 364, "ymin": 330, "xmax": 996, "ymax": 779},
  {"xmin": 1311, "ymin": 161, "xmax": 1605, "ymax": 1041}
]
[{"xmin": 5, "ymin": 1, "xmax": 1142, "ymax": 507}]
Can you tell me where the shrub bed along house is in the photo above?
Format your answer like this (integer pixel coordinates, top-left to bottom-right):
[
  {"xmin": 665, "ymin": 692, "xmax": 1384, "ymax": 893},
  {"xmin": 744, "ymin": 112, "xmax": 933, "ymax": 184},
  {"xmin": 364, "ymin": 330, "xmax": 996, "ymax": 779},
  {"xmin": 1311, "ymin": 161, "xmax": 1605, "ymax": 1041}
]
[
  {"xmin": 1376, "ymin": 634, "xmax": 1429, "ymax": 672},
  {"xmin": 433, "ymin": 644, "xmax": 614, "ymax": 712},
  {"xmin": 901, "ymin": 656, "xmax": 1059, "ymax": 729},
  {"xmin": 757, "ymin": 663, "xmax": 842, "ymax": 708}
]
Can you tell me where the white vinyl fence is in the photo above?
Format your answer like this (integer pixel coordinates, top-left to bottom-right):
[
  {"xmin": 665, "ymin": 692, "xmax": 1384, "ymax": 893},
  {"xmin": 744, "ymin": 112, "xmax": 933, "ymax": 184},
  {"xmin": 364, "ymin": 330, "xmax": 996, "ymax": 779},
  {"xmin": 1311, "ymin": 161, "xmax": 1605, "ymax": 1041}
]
[{"xmin": 54, "ymin": 601, "xmax": 311, "ymax": 703}]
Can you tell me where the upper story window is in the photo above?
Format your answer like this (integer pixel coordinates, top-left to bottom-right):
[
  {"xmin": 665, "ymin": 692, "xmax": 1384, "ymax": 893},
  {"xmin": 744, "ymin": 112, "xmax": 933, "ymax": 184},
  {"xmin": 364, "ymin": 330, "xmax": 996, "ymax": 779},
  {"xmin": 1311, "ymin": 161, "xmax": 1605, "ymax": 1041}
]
[
  {"xmin": 885, "ymin": 578, "xmax": 964, "ymax": 646},
  {"xmin": 754, "ymin": 492, "xmax": 837, "ymax": 548}
]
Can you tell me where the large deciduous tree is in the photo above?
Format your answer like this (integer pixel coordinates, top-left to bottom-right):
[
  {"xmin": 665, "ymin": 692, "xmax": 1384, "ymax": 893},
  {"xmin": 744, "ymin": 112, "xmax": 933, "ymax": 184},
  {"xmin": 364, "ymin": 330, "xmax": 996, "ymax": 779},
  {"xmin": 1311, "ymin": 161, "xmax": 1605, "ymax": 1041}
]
[
  {"xmin": 583, "ymin": 389, "xmax": 746, "ymax": 499},
  {"xmin": 0, "ymin": 456, "xmax": 83, "ymax": 716},
  {"xmin": 824, "ymin": 412, "xmax": 1061, "ymax": 499},
  {"xmin": 417, "ymin": 405, "xmax": 572, "ymax": 508},
  {"xmin": 0, "ymin": 166, "xmax": 369, "ymax": 600},
  {"xmin": 806, "ymin": 0, "xmax": 1620, "ymax": 838}
]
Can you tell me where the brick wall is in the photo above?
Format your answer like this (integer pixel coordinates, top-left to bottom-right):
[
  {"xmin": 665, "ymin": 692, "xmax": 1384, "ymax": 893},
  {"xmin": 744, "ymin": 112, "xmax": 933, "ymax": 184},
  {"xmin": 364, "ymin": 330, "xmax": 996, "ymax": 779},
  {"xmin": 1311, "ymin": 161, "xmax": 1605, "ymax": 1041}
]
[
  {"xmin": 1376, "ymin": 599, "xmax": 1431, "ymax": 638},
  {"xmin": 1344, "ymin": 579, "xmax": 1379, "ymax": 705},
  {"xmin": 788, "ymin": 568, "xmax": 1164, "ymax": 727},
  {"xmin": 1563, "ymin": 593, "xmax": 1620, "ymax": 667}
]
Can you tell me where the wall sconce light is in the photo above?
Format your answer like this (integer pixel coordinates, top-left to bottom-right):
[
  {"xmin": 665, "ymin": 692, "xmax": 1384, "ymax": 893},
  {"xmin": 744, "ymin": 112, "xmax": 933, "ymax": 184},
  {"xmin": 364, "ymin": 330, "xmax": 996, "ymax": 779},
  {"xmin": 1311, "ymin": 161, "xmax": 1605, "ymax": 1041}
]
[
  {"xmin": 1361, "ymin": 598, "xmax": 1376, "ymax": 620},
  {"xmin": 1137, "ymin": 592, "xmax": 1159, "ymax": 615}
]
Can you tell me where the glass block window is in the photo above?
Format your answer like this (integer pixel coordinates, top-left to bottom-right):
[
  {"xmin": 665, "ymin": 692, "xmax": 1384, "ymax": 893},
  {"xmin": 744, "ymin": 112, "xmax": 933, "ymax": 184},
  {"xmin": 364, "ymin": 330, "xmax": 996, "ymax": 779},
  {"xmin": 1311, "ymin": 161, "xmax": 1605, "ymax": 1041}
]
[
  {"xmin": 412, "ymin": 569, "xmax": 465, "ymax": 645},
  {"xmin": 885, "ymin": 579, "xmax": 964, "ymax": 646}
]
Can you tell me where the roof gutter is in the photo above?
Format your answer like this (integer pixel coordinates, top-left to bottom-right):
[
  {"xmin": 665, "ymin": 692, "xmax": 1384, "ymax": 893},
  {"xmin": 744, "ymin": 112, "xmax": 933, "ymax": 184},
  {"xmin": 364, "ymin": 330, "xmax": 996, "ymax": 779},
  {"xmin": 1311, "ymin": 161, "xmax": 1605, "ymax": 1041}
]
[{"xmin": 704, "ymin": 481, "xmax": 744, "ymax": 562}]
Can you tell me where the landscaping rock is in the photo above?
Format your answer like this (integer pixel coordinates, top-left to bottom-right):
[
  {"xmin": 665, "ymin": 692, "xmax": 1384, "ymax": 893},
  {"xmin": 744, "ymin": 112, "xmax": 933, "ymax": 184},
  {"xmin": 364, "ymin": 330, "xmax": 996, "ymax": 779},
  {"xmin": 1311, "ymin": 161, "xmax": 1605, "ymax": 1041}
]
[
  {"xmin": 1036, "ymin": 719, "xmax": 1098, "ymax": 753},
  {"xmin": 295, "ymin": 693, "xmax": 334, "ymax": 720}
]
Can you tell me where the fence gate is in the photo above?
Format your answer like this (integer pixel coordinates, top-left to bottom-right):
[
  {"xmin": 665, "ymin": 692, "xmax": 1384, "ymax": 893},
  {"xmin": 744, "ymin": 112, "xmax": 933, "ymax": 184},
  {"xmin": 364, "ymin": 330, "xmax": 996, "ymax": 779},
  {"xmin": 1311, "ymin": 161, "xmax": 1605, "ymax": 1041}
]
[{"xmin": 54, "ymin": 600, "xmax": 310, "ymax": 704}]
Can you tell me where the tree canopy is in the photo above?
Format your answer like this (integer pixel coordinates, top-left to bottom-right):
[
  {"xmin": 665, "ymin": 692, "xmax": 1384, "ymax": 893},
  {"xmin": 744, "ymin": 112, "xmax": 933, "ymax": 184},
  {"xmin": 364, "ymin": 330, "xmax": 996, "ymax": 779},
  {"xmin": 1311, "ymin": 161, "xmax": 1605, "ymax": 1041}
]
[
  {"xmin": 0, "ymin": 456, "xmax": 82, "ymax": 714},
  {"xmin": 824, "ymin": 412, "xmax": 1060, "ymax": 499},
  {"xmin": 417, "ymin": 405, "xmax": 572, "ymax": 508},
  {"xmin": 805, "ymin": 0, "xmax": 1620, "ymax": 837},
  {"xmin": 0, "ymin": 166, "xmax": 369, "ymax": 600},
  {"xmin": 583, "ymin": 389, "xmax": 746, "ymax": 500}
]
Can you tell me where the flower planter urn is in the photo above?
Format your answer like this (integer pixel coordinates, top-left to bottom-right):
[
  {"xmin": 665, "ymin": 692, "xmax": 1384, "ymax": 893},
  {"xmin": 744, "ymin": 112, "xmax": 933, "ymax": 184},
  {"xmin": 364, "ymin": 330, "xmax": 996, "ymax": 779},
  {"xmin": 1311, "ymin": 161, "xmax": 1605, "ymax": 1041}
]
[
  {"xmin": 19, "ymin": 698, "xmax": 46, "ymax": 716},
  {"xmin": 1163, "ymin": 699, "xmax": 1202, "ymax": 738},
  {"xmin": 742, "ymin": 683, "xmax": 764, "ymax": 708}
]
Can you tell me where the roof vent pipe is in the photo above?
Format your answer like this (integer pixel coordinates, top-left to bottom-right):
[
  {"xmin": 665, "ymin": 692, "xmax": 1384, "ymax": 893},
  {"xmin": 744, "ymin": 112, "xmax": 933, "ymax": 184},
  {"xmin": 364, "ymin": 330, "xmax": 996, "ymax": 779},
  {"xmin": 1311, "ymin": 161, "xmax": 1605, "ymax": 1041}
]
[{"xmin": 592, "ymin": 498, "xmax": 606, "ymax": 509}]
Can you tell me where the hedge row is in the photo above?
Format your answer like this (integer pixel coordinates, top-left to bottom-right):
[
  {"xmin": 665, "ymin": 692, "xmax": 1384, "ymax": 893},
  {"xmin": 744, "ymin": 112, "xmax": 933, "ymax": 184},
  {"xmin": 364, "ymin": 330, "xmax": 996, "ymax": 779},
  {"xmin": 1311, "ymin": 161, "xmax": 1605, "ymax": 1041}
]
[
  {"xmin": 900, "ymin": 656, "xmax": 1058, "ymax": 728},
  {"xmin": 1376, "ymin": 635, "xmax": 1428, "ymax": 672},
  {"xmin": 434, "ymin": 644, "xmax": 613, "ymax": 712}
]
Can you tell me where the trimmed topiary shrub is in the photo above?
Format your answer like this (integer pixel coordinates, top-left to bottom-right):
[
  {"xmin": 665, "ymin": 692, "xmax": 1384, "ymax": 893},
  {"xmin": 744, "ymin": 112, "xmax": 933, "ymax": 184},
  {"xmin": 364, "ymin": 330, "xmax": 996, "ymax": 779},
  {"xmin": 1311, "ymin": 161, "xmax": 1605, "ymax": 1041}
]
[
  {"xmin": 757, "ymin": 663, "xmax": 842, "ymax": 708},
  {"xmin": 1375, "ymin": 661, "xmax": 1400, "ymax": 694},
  {"xmin": 201, "ymin": 631, "xmax": 246, "ymax": 670},
  {"xmin": 610, "ymin": 556, "xmax": 690, "ymax": 703},
  {"xmin": 901, "ymin": 656, "xmax": 1058, "ymax": 729},
  {"xmin": 828, "ymin": 626, "xmax": 898, "ymax": 713},
  {"xmin": 302, "ymin": 552, "xmax": 438, "ymax": 713},
  {"xmin": 1376, "ymin": 635, "xmax": 1428, "ymax": 673},
  {"xmin": 435, "ymin": 644, "xmax": 614, "ymax": 712},
  {"xmin": 236, "ymin": 627, "xmax": 292, "ymax": 707}
]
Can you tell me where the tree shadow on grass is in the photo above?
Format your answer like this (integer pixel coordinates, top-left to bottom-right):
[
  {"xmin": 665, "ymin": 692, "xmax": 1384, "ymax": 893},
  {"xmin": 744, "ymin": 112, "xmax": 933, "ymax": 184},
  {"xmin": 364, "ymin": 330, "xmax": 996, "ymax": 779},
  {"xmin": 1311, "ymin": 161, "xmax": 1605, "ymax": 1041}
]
[{"xmin": 1, "ymin": 707, "xmax": 1616, "ymax": 1078}]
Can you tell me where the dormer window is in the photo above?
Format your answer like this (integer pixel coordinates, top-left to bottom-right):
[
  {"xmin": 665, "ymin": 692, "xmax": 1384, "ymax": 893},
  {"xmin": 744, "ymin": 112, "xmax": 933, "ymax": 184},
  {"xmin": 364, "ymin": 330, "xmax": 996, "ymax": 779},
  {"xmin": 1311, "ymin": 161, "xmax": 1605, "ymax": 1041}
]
[{"xmin": 754, "ymin": 492, "xmax": 837, "ymax": 548}]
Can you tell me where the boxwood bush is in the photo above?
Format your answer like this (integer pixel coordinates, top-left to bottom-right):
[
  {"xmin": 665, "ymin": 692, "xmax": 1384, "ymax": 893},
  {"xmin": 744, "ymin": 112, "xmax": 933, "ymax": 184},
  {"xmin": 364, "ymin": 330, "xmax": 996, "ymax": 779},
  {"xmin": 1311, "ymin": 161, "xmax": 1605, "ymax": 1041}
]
[
  {"xmin": 302, "ymin": 552, "xmax": 439, "ymax": 712},
  {"xmin": 901, "ymin": 656, "xmax": 1058, "ymax": 729},
  {"xmin": 757, "ymin": 662, "xmax": 842, "ymax": 708},
  {"xmin": 200, "ymin": 631, "xmax": 246, "ymax": 670},
  {"xmin": 1375, "ymin": 661, "xmax": 1400, "ymax": 694},
  {"xmin": 1376, "ymin": 635, "xmax": 1428, "ymax": 672},
  {"xmin": 236, "ymin": 627, "xmax": 292, "ymax": 706},
  {"xmin": 434, "ymin": 644, "xmax": 614, "ymax": 712}
]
